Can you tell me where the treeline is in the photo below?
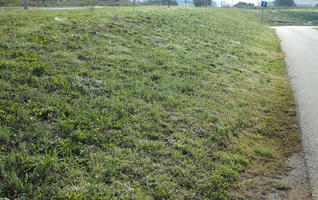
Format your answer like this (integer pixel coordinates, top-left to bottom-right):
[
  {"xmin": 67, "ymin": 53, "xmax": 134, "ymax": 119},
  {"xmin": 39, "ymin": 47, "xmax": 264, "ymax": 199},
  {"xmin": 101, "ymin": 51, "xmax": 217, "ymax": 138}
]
[{"xmin": 274, "ymin": 0, "xmax": 295, "ymax": 6}]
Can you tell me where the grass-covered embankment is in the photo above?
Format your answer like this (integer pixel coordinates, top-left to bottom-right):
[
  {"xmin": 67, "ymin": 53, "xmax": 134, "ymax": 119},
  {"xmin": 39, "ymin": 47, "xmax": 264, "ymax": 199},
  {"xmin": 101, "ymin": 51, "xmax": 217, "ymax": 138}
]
[
  {"xmin": 0, "ymin": 0, "xmax": 122, "ymax": 7},
  {"xmin": 0, "ymin": 7, "xmax": 300, "ymax": 199},
  {"xmin": 263, "ymin": 9, "xmax": 318, "ymax": 25}
]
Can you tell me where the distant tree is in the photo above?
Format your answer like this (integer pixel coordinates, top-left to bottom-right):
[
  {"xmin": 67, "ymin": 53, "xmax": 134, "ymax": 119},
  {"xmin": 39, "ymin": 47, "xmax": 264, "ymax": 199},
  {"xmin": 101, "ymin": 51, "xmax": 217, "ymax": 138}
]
[
  {"xmin": 234, "ymin": 1, "xmax": 255, "ymax": 8},
  {"xmin": 194, "ymin": 0, "xmax": 211, "ymax": 7},
  {"xmin": 141, "ymin": 0, "xmax": 178, "ymax": 5},
  {"xmin": 274, "ymin": 0, "xmax": 295, "ymax": 7}
]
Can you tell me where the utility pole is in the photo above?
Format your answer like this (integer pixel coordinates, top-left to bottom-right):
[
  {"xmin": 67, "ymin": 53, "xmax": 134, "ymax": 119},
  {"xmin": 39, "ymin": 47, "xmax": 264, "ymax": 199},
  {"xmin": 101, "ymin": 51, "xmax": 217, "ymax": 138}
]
[{"xmin": 24, "ymin": 0, "xmax": 28, "ymax": 9}]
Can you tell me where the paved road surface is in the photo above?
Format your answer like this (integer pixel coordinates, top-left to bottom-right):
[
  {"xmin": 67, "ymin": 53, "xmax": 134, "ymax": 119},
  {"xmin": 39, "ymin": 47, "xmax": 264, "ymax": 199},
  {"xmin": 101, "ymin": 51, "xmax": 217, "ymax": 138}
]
[{"xmin": 275, "ymin": 26, "xmax": 318, "ymax": 199}]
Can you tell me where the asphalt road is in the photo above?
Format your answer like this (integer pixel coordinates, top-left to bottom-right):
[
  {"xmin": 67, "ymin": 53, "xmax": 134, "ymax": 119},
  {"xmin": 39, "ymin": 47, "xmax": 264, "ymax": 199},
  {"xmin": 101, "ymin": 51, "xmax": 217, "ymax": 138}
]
[{"xmin": 275, "ymin": 26, "xmax": 318, "ymax": 199}]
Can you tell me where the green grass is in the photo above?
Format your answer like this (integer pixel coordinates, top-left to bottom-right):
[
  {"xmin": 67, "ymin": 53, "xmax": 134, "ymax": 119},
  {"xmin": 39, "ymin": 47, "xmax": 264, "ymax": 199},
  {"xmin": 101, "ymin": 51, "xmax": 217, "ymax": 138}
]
[
  {"xmin": 0, "ymin": 7, "xmax": 300, "ymax": 199},
  {"xmin": 263, "ymin": 9, "xmax": 318, "ymax": 25}
]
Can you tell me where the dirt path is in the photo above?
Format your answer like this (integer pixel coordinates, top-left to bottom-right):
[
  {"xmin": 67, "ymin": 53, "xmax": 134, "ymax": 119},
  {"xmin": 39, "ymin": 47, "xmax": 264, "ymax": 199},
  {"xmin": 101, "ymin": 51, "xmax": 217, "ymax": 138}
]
[{"xmin": 274, "ymin": 26, "xmax": 318, "ymax": 199}]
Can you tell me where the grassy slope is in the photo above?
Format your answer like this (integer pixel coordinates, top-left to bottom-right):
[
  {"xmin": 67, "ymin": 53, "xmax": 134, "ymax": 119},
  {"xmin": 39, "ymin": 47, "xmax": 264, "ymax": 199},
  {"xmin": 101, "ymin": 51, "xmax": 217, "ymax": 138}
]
[
  {"xmin": 0, "ymin": 2, "xmax": 124, "ymax": 7},
  {"xmin": 0, "ymin": 7, "xmax": 300, "ymax": 199},
  {"xmin": 263, "ymin": 9, "xmax": 318, "ymax": 25}
]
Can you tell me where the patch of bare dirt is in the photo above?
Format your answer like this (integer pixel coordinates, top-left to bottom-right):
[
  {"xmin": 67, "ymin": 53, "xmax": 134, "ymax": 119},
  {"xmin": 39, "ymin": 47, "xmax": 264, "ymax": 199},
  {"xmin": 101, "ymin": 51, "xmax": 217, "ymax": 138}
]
[{"xmin": 267, "ymin": 152, "xmax": 312, "ymax": 200}]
